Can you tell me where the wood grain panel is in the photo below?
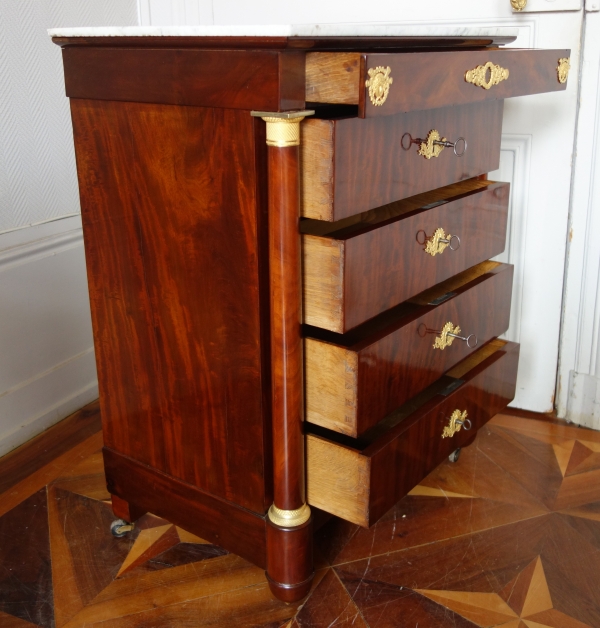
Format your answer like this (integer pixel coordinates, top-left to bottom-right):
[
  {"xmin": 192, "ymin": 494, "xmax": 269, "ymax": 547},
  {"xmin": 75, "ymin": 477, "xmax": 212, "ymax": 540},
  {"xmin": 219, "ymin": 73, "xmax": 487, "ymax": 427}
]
[
  {"xmin": 301, "ymin": 100, "xmax": 503, "ymax": 221},
  {"xmin": 306, "ymin": 53, "xmax": 362, "ymax": 105},
  {"xmin": 0, "ymin": 612, "xmax": 38, "ymax": 628},
  {"xmin": 301, "ymin": 119, "xmax": 336, "ymax": 221},
  {"xmin": 62, "ymin": 48, "xmax": 304, "ymax": 111},
  {"xmin": 306, "ymin": 436, "xmax": 370, "ymax": 526},
  {"xmin": 103, "ymin": 448, "xmax": 268, "ymax": 569},
  {"xmin": 0, "ymin": 432, "xmax": 103, "ymax": 519},
  {"xmin": 72, "ymin": 99, "xmax": 163, "ymax": 471},
  {"xmin": 305, "ymin": 49, "xmax": 569, "ymax": 115},
  {"xmin": 306, "ymin": 340, "xmax": 520, "ymax": 526},
  {"xmin": 302, "ymin": 179, "xmax": 510, "ymax": 332},
  {"xmin": 305, "ymin": 340, "xmax": 357, "ymax": 436},
  {"xmin": 71, "ymin": 99, "xmax": 269, "ymax": 514},
  {"xmin": 62, "ymin": 556, "xmax": 270, "ymax": 627},
  {"xmin": 305, "ymin": 262, "xmax": 514, "ymax": 437},
  {"xmin": 362, "ymin": 49, "xmax": 570, "ymax": 117},
  {"xmin": 267, "ymin": 145, "xmax": 305, "ymax": 513},
  {"xmin": 0, "ymin": 489, "xmax": 53, "ymax": 627},
  {"xmin": 302, "ymin": 234, "xmax": 344, "ymax": 331}
]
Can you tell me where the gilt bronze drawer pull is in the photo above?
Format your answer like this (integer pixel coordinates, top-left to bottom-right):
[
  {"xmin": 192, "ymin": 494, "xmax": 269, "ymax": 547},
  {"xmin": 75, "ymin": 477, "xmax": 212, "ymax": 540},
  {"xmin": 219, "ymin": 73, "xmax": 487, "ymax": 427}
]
[
  {"xmin": 465, "ymin": 61, "xmax": 509, "ymax": 90},
  {"xmin": 365, "ymin": 66, "xmax": 393, "ymax": 106},
  {"xmin": 442, "ymin": 409, "xmax": 472, "ymax": 439},
  {"xmin": 557, "ymin": 57, "xmax": 571, "ymax": 84},
  {"xmin": 402, "ymin": 131, "xmax": 466, "ymax": 159},
  {"xmin": 424, "ymin": 228, "xmax": 461, "ymax": 256},
  {"xmin": 433, "ymin": 322, "xmax": 478, "ymax": 350}
]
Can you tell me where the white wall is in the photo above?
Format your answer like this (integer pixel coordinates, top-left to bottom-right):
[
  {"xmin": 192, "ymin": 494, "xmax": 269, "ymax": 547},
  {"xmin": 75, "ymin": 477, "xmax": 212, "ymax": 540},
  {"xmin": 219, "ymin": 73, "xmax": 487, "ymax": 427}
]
[
  {"xmin": 0, "ymin": 0, "xmax": 138, "ymax": 456},
  {"xmin": 138, "ymin": 0, "xmax": 212, "ymax": 25},
  {"xmin": 136, "ymin": 0, "xmax": 519, "ymax": 25},
  {"xmin": 558, "ymin": 9, "xmax": 600, "ymax": 428},
  {"xmin": 136, "ymin": 0, "xmax": 575, "ymax": 26}
]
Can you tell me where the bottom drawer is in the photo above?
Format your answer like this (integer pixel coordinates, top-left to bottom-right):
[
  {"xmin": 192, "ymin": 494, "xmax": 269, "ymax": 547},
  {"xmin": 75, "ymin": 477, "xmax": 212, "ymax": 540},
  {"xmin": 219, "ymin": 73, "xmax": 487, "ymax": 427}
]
[{"xmin": 306, "ymin": 339, "xmax": 519, "ymax": 527}]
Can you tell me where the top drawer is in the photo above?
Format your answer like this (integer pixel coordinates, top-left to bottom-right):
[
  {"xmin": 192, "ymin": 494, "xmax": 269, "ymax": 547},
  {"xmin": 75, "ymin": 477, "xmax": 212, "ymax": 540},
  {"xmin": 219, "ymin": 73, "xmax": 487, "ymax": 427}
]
[{"xmin": 306, "ymin": 49, "xmax": 570, "ymax": 117}]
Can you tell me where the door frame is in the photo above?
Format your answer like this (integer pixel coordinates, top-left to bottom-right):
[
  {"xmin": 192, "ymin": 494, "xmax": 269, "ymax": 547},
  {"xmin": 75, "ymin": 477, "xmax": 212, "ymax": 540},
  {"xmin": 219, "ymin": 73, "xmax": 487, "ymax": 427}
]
[{"xmin": 557, "ymin": 7, "xmax": 600, "ymax": 428}]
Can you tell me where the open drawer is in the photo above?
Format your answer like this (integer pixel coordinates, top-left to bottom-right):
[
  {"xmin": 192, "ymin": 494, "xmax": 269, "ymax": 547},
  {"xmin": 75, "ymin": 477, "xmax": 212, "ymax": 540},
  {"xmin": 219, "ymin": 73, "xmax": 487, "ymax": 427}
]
[
  {"xmin": 305, "ymin": 48, "xmax": 570, "ymax": 117},
  {"xmin": 302, "ymin": 179, "xmax": 510, "ymax": 332},
  {"xmin": 301, "ymin": 100, "xmax": 502, "ymax": 221},
  {"xmin": 305, "ymin": 261, "xmax": 513, "ymax": 437},
  {"xmin": 306, "ymin": 339, "xmax": 520, "ymax": 527}
]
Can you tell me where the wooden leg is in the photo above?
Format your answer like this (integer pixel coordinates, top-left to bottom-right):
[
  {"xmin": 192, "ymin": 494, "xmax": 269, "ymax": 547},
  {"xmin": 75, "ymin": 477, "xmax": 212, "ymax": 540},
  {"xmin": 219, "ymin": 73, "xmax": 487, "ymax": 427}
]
[
  {"xmin": 266, "ymin": 518, "xmax": 313, "ymax": 602},
  {"xmin": 253, "ymin": 111, "xmax": 315, "ymax": 601},
  {"xmin": 110, "ymin": 493, "xmax": 146, "ymax": 523}
]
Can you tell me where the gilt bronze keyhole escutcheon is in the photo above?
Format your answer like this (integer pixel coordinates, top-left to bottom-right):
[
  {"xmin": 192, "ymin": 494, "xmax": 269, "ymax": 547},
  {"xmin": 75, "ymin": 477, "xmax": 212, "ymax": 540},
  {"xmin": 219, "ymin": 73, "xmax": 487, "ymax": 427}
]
[
  {"xmin": 402, "ymin": 132, "xmax": 466, "ymax": 159},
  {"xmin": 442, "ymin": 409, "xmax": 472, "ymax": 439},
  {"xmin": 419, "ymin": 321, "xmax": 478, "ymax": 350},
  {"xmin": 422, "ymin": 228, "xmax": 461, "ymax": 256},
  {"xmin": 465, "ymin": 61, "xmax": 509, "ymax": 89}
]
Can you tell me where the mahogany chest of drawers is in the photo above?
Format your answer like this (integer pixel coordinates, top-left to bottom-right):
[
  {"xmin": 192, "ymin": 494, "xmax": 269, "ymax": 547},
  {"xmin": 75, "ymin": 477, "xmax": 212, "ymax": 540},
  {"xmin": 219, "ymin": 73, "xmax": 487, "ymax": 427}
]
[{"xmin": 52, "ymin": 29, "xmax": 569, "ymax": 602}]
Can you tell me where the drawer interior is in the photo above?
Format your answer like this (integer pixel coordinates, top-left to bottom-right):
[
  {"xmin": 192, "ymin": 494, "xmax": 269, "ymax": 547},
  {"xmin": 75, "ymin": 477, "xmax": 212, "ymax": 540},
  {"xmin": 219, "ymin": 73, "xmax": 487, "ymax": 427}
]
[{"xmin": 300, "ymin": 178, "xmax": 496, "ymax": 239}]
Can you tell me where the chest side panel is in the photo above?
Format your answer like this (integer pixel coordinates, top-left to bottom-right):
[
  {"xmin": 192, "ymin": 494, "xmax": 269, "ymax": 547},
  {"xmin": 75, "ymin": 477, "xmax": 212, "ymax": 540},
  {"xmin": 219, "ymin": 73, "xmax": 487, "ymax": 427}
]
[{"xmin": 71, "ymin": 99, "xmax": 269, "ymax": 513}]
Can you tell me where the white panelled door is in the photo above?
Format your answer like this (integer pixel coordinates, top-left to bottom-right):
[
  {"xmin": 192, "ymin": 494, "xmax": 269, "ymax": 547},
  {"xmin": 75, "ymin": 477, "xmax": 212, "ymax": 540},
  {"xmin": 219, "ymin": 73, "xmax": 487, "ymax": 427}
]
[{"xmin": 141, "ymin": 0, "xmax": 583, "ymax": 413}]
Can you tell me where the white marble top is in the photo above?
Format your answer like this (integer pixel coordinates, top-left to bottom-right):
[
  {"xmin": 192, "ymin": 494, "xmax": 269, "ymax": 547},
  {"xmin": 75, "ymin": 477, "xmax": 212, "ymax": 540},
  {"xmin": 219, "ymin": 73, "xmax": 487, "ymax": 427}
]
[{"xmin": 48, "ymin": 24, "xmax": 519, "ymax": 39}]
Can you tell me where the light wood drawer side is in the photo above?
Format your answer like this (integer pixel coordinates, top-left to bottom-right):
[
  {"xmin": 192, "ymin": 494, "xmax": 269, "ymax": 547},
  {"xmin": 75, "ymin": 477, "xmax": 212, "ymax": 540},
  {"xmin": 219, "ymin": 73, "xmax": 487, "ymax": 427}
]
[
  {"xmin": 301, "ymin": 119, "xmax": 334, "ymax": 221},
  {"xmin": 305, "ymin": 338, "xmax": 357, "ymax": 436},
  {"xmin": 306, "ymin": 434, "xmax": 370, "ymax": 526},
  {"xmin": 305, "ymin": 52, "xmax": 362, "ymax": 105},
  {"xmin": 302, "ymin": 234, "xmax": 345, "ymax": 333}
]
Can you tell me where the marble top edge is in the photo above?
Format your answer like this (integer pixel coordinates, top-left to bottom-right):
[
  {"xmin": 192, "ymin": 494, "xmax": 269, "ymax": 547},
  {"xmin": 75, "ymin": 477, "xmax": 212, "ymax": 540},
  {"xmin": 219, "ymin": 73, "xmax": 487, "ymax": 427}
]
[{"xmin": 48, "ymin": 24, "xmax": 519, "ymax": 39}]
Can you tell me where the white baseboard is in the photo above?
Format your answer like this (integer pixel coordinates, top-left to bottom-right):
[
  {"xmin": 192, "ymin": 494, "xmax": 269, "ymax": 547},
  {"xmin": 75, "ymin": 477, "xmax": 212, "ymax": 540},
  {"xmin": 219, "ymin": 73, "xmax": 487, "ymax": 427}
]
[
  {"xmin": 0, "ymin": 351, "xmax": 98, "ymax": 458},
  {"xmin": 566, "ymin": 370, "xmax": 600, "ymax": 430},
  {"xmin": 0, "ymin": 215, "xmax": 98, "ymax": 457}
]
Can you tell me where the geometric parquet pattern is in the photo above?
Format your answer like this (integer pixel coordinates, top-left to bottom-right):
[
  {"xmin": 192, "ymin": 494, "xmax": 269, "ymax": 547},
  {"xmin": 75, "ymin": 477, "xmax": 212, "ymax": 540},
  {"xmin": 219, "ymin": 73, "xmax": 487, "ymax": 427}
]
[{"xmin": 1, "ymin": 412, "xmax": 600, "ymax": 627}]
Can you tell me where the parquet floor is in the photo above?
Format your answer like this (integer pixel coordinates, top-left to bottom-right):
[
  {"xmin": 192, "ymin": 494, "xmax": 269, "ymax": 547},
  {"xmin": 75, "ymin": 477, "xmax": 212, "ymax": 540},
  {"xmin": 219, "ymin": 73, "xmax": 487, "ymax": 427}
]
[{"xmin": 1, "ymin": 404, "xmax": 600, "ymax": 627}]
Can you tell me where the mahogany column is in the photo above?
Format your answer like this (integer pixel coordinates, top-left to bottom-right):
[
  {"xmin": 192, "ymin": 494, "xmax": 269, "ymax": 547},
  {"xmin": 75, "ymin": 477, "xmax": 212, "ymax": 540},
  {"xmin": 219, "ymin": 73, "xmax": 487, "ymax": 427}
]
[{"xmin": 252, "ymin": 109, "xmax": 314, "ymax": 602}]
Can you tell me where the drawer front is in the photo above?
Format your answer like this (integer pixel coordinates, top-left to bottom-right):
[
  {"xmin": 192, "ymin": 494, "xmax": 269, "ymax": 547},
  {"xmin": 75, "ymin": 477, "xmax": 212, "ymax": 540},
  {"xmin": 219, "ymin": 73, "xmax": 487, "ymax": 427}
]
[
  {"xmin": 303, "ymin": 180, "xmax": 510, "ymax": 333},
  {"xmin": 305, "ymin": 261, "xmax": 513, "ymax": 437},
  {"xmin": 306, "ymin": 48, "xmax": 570, "ymax": 117},
  {"xmin": 302, "ymin": 100, "xmax": 502, "ymax": 221},
  {"xmin": 306, "ymin": 340, "xmax": 520, "ymax": 527}
]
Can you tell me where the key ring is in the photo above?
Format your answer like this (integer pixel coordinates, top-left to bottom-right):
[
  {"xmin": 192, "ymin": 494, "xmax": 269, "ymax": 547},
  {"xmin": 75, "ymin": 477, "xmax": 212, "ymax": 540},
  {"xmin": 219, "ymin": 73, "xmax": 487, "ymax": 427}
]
[
  {"xmin": 438, "ymin": 234, "xmax": 461, "ymax": 251},
  {"xmin": 433, "ymin": 136, "xmax": 467, "ymax": 157},
  {"xmin": 455, "ymin": 417, "xmax": 472, "ymax": 430},
  {"xmin": 447, "ymin": 331, "xmax": 478, "ymax": 348}
]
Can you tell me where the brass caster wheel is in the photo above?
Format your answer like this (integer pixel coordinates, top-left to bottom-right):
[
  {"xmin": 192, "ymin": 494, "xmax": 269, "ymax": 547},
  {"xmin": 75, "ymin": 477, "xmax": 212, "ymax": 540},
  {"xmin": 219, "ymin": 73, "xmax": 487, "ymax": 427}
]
[
  {"xmin": 110, "ymin": 518, "xmax": 134, "ymax": 538},
  {"xmin": 448, "ymin": 448, "xmax": 461, "ymax": 463}
]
